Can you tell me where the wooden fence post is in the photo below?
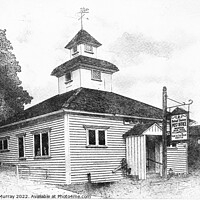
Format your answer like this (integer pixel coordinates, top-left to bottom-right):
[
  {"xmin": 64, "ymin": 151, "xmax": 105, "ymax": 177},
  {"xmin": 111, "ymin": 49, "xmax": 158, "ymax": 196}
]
[
  {"xmin": 16, "ymin": 165, "xmax": 19, "ymax": 181},
  {"xmin": 86, "ymin": 173, "xmax": 92, "ymax": 196}
]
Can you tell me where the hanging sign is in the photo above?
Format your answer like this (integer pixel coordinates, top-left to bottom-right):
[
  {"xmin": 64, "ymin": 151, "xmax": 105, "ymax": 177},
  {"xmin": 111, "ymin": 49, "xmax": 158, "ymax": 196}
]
[{"xmin": 171, "ymin": 114, "xmax": 188, "ymax": 141}]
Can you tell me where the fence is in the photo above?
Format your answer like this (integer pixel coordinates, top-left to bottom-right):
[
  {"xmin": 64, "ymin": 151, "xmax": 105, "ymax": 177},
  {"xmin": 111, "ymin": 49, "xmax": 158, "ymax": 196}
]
[{"xmin": 0, "ymin": 162, "xmax": 49, "ymax": 181}]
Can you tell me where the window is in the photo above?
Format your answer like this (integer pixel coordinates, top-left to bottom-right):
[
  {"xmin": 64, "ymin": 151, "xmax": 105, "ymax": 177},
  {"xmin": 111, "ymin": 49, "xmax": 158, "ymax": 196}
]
[
  {"xmin": 87, "ymin": 129, "xmax": 107, "ymax": 147},
  {"xmin": 0, "ymin": 137, "xmax": 9, "ymax": 152},
  {"xmin": 88, "ymin": 130, "xmax": 96, "ymax": 145},
  {"xmin": 72, "ymin": 45, "xmax": 78, "ymax": 54},
  {"xmin": 65, "ymin": 72, "xmax": 72, "ymax": 83},
  {"xmin": 91, "ymin": 70, "xmax": 101, "ymax": 81},
  {"xmin": 32, "ymin": 129, "xmax": 50, "ymax": 158},
  {"xmin": 99, "ymin": 130, "xmax": 105, "ymax": 145},
  {"xmin": 18, "ymin": 136, "xmax": 25, "ymax": 158},
  {"xmin": 84, "ymin": 44, "xmax": 93, "ymax": 53}
]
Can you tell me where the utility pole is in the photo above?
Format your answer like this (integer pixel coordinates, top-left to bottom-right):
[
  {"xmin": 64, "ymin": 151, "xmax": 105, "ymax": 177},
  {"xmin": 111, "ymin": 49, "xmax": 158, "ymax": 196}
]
[{"xmin": 162, "ymin": 86, "xmax": 167, "ymax": 178}]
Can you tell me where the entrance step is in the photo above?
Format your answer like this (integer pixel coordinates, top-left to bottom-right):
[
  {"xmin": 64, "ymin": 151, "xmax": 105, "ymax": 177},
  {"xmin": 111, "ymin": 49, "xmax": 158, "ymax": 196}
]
[
  {"xmin": 146, "ymin": 173, "xmax": 161, "ymax": 179},
  {"xmin": 127, "ymin": 175, "xmax": 139, "ymax": 181}
]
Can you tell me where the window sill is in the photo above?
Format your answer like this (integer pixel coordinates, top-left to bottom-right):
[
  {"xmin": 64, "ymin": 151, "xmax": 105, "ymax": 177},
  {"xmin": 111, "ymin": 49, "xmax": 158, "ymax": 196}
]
[
  {"xmin": 65, "ymin": 80, "xmax": 73, "ymax": 84},
  {"xmin": 72, "ymin": 51, "xmax": 79, "ymax": 56},
  {"xmin": 86, "ymin": 145, "xmax": 108, "ymax": 148},
  {"xmin": 19, "ymin": 157, "xmax": 26, "ymax": 161},
  {"xmin": 91, "ymin": 78, "xmax": 102, "ymax": 82},
  {"xmin": 34, "ymin": 156, "xmax": 51, "ymax": 159},
  {"xmin": 0, "ymin": 150, "xmax": 10, "ymax": 153},
  {"xmin": 84, "ymin": 50, "xmax": 94, "ymax": 54}
]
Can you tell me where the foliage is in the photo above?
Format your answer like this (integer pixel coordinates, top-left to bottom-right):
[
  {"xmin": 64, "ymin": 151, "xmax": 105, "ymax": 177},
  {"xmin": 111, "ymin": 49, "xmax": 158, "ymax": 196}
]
[
  {"xmin": 188, "ymin": 136, "xmax": 200, "ymax": 168},
  {"xmin": 0, "ymin": 29, "xmax": 33, "ymax": 121}
]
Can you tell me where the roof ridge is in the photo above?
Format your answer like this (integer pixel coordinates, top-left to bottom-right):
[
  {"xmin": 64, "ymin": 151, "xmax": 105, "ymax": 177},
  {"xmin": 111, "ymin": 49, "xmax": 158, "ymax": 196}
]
[{"xmin": 62, "ymin": 87, "xmax": 83, "ymax": 108}]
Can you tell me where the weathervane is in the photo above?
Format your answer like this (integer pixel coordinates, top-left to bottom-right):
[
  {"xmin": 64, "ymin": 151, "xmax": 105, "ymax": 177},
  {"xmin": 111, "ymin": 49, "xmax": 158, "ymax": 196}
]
[{"xmin": 78, "ymin": 7, "xmax": 89, "ymax": 30}]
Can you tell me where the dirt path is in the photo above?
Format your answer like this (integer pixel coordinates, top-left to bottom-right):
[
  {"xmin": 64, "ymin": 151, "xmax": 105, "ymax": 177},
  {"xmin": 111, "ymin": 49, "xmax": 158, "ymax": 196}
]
[
  {"xmin": 1, "ymin": 168, "xmax": 200, "ymax": 199},
  {"xmin": 0, "ymin": 171, "xmax": 89, "ymax": 199}
]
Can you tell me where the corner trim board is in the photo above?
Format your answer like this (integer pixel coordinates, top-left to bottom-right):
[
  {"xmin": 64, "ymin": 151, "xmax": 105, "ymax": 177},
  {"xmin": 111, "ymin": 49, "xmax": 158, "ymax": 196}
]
[{"xmin": 64, "ymin": 113, "xmax": 71, "ymax": 184}]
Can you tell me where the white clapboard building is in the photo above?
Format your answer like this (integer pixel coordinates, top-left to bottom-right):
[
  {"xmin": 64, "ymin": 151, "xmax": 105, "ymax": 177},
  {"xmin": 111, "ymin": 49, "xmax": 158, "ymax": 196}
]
[{"xmin": 0, "ymin": 29, "xmax": 187, "ymax": 184}]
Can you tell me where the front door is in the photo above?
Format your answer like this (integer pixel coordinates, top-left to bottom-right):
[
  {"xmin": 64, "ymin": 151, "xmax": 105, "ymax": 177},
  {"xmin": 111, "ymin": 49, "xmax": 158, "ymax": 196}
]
[
  {"xmin": 146, "ymin": 136, "xmax": 155, "ymax": 172},
  {"xmin": 146, "ymin": 135, "xmax": 162, "ymax": 174}
]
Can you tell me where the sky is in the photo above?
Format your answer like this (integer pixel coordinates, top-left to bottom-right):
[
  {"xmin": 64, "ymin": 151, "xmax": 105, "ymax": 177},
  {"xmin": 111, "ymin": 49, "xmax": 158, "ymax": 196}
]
[{"xmin": 1, "ymin": 0, "xmax": 200, "ymax": 123}]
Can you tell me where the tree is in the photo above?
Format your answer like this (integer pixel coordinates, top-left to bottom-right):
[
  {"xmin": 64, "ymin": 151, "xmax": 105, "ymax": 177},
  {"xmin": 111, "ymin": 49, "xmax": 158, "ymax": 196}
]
[{"xmin": 0, "ymin": 29, "xmax": 33, "ymax": 121}]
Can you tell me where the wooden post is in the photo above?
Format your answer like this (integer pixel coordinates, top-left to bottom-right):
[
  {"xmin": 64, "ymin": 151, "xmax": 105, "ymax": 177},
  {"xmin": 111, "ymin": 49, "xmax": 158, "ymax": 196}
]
[
  {"xmin": 86, "ymin": 173, "xmax": 92, "ymax": 197},
  {"xmin": 16, "ymin": 164, "xmax": 19, "ymax": 181},
  {"xmin": 162, "ymin": 86, "xmax": 167, "ymax": 178}
]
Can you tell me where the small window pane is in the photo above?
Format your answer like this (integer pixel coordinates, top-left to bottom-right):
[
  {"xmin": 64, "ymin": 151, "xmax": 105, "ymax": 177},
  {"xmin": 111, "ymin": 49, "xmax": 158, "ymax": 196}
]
[
  {"xmin": 85, "ymin": 45, "xmax": 93, "ymax": 52},
  {"xmin": 0, "ymin": 141, "xmax": 2, "ymax": 150},
  {"xmin": 72, "ymin": 46, "xmax": 77, "ymax": 53},
  {"xmin": 18, "ymin": 137, "xmax": 24, "ymax": 158},
  {"xmin": 34, "ymin": 134, "xmax": 41, "ymax": 156},
  {"xmin": 99, "ymin": 131, "xmax": 105, "ymax": 145},
  {"xmin": 89, "ymin": 130, "xmax": 96, "ymax": 145},
  {"xmin": 42, "ymin": 132, "xmax": 49, "ymax": 156},
  {"xmin": 3, "ymin": 139, "xmax": 8, "ymax": 150},
  {"xmin": 92, "ymin": 70, "xmax": 101, "ymax": 80},
  {"xmin": 65, "ymin": 72, "xmax": 71, "ymax": 82}
]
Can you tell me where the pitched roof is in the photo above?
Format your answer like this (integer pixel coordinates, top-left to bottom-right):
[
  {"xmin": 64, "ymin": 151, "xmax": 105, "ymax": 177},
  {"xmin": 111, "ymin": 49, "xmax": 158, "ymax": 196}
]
[
  {"xmin": 65, "ymin": 29, "xmax": 102, "ymax": 49},
  {"xmin": 171, "ymin": 107, "xmax": 188, "ymax": 115},
  {"xmin": 123, "ymin": 123, "xmax": 155, "ymax": 138},
  {"xmin": 0, "ymin": 88, "xmax": 163, "ymax": 127},
  {"xmin": 51, "ymin": 55, "xmax": 119, "ymax": 77}
]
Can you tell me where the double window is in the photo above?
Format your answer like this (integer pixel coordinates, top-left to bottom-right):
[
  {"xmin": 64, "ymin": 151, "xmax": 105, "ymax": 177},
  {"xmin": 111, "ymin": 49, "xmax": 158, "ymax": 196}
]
[
  {"xmin": 32, "ymin": 128, "xmax": 50, "ymax": 158},
  {"xmin": 84, "ymin": 125, "xmax": 109, "ymax": 147},
  {"xmin": 0, "ymin": 137, "xmax": 9, "ymax": 152},
  {"xmin": 88, "ymin": 130, "xmax": 106, "ymax": 146}
]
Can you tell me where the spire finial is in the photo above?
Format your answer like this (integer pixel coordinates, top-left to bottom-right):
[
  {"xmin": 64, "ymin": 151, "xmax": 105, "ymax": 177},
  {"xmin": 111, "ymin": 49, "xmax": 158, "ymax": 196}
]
[{"xmin": 78, "ymin": 7, "xmax": 89, "ymax": 30}]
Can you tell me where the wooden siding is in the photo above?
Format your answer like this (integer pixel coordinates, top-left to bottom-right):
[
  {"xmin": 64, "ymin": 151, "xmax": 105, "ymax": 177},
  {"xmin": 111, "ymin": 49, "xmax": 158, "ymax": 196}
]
[
  {"xmin": 0, "ymin": 115, "xmax": 66, "ymax": 184},
  {"xmin": 126, "ymin": 135, "xmax": 146, "ymax": 179},
  {"xmin": 143, "ymin": 123, "xmax": 162, "ymax": 136},
  {"xmin": 167, "ymin": 143, "xmax": 188, "ymax": 174},
  {"xmin": 68, "ymin": 114, "xmax": 133, "ymax": 183}
]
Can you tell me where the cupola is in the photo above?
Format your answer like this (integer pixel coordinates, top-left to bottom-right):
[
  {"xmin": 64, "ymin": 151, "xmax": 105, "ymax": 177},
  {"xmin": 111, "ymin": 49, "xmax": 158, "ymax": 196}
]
[
  {"xmin": 65, "ymin": 29, "xmax": 102, "ymax": 59},
  {"xmin": 51, "ymin": 29, "xmax": 119, "ymax": 94}
]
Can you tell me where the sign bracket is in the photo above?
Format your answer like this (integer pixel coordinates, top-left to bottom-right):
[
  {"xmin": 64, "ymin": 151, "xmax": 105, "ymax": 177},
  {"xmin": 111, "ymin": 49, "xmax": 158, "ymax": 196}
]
[{"xmin": 167, "ymin": 99, "xmax": 193, "ymax": 110}]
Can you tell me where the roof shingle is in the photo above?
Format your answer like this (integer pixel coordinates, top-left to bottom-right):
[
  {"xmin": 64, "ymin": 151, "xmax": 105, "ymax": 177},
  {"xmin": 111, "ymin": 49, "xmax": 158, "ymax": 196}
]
[
  {"xmin": 65, "ymin": 29, "xmax": 102, "ymax": 49},
  {"xmin": 123, "ymin": 123, "xmax": 155, "ymax": 138},
  {"xmin": 0, "ymin": 88, "xmax": 163, "ymax": 127},
  {"xmin": 51, "ymin": 55, "xmax": 119, "ymax": 77}
]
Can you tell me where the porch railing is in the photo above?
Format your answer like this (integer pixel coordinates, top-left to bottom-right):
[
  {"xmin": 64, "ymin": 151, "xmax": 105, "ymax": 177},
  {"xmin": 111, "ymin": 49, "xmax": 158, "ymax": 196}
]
[
  {"xmin": 0, "ymin": 163, "xmax": 49, "ymax": 181},
  {"xmin": 147, "ymin": 158, "xmax": 163, "ymax": 166}
]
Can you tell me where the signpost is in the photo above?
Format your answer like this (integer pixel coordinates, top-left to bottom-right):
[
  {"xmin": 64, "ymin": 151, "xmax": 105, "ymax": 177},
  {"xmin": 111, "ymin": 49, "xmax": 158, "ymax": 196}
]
[
  {"xmin": 162, "ymin": 87, "xmax": 192, "ymax": 178},
  {"xmin": 162, "ymin": 87, "xmax": 167, "ymax": 178}
]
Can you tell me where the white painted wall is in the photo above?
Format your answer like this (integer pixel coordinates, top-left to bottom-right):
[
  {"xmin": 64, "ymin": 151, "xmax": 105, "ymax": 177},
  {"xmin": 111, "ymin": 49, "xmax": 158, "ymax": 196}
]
[
  {"xmin": 58, "ymin": 68, "xmax": 113, "ymax": 94},
  {"xmin": 80, "ymin": 68, "xmax": 112, "ymax": 92},
  {"xmin": 58, "ymin": 69, "xmax": 81, "ymax": 94},
  {"xmin": 70, "ymin": 44, "xmax": 97, "ymax": 59}
]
